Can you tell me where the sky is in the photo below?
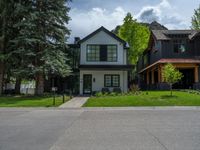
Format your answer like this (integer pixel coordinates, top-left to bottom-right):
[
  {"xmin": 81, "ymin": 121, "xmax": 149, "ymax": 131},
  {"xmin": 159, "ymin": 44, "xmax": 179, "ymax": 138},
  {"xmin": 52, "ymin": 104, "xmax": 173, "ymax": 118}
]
[{"xmin": 68, "ymin": 0, "xmax": 199, "ymax": 42}]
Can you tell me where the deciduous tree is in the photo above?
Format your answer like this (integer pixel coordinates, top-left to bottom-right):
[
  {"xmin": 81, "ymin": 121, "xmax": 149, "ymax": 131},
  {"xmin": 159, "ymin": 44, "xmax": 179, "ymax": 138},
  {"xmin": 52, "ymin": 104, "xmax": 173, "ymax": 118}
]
[
  {"xmin": 191, "ymin": 5, "xmax": 200, "ymax": 30},
  {"xmin": 118, "ymin": 13, "xmax": 150, "ymax": 64},
  {"xmin": 162, "ymin": 64, "xmax": 183, "ymax": 96}
]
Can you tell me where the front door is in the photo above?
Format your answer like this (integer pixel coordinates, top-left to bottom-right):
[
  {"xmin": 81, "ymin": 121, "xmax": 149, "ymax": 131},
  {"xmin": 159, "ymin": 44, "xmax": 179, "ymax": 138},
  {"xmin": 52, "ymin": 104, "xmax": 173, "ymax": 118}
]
[{"xmin": 83, "ymin": 74, "xmax": 92, "ymax": 94}]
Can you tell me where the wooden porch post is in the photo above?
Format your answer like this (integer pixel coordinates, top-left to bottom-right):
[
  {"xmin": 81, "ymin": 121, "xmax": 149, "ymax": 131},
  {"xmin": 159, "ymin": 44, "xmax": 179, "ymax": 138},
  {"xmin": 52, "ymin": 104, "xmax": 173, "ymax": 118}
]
[
  {"xmin": 151, "ymin": 69, "xmax": 155, "ymax": 84},
  {"xmin": 158, "ymin": 66, "xmax": 161, "ymax": 83},
  {"xmin": 147, "ymin": 70, "xmax": 150, "ymax": 85},
  {"xmin": 160, "ymin": 65, "xmax": 164, "ymax": 82},
  {"xmin": 194, "ymin": 66, "xmax": 199, "ymax": 83}
]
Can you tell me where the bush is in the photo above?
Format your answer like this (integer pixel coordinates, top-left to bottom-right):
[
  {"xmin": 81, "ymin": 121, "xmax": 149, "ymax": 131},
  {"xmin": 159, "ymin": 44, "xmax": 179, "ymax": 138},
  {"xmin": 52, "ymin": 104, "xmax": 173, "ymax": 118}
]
[
  {"xmin": 95, "ymin": 92, "xmax": 104, "ymax": 97},
  {"xmin": 129, "ymin": 84, "xmax": 141, "ymax": 95},
  {"xmin": 109, "ymin": 92, "xmax": 117, "ymax": 96},
  {"xmin": 101, "ymin": 88, "xmax": 110, "ymax": 94},
  {"xmin": 113, "ymin": 87, "xmax": 122, "ymax": 93}
]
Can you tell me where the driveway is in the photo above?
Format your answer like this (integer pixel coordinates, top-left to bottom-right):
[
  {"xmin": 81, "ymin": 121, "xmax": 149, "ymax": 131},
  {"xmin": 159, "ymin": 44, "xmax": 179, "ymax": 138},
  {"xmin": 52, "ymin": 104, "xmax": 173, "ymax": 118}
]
[{"xmin": 0, "ymin": 107, "xmax": 200, "ymax": 150}]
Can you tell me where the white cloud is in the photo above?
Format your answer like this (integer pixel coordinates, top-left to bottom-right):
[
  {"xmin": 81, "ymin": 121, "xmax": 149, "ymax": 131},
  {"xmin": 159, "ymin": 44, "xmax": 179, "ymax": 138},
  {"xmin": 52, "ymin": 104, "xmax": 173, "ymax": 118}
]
[
  {"xmin": 136, "ymin": 0, "xmax": 189, "ymax": 29},
  {"xmin": 68, "ymin": 7, "xmax": 127, "ymax": 42},
  {"xmin": 68, "ymin": 0, "xmax": 191, "ymax": 42}
]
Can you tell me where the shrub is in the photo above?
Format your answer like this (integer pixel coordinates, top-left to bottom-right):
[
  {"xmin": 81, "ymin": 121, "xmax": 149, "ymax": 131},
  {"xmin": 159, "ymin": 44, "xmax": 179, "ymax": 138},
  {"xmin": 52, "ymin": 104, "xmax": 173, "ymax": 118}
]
[
  {"xmin": 109, "ymin": 92, "xmax": 117, "ymax": 96},
  {"xmin": 129, "ymin": 84, "xmax": 140, "ymax": 95},
  {"xmin": 95, "ymin": 92, "xmax": 104, "ymax": 97},
  {"xmin": 113, "ymin": 87, "xmax": 122, "ymax": 93},
  {"xmin": 101, "ymin": 88, "xmax": 110, "ymax": 94}
]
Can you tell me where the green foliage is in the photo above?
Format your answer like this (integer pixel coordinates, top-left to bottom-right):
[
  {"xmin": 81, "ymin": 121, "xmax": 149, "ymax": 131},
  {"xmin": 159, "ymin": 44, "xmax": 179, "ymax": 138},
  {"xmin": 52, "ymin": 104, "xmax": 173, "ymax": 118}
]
[
  {"xmin": 129, "ymin": 84, "xmax": 141, "ymax": 95},
  {"xmin": 11, "ymin": 0, "xmax": 71, "ymax": 77},
  {"xmin": 162, "ymin": 64, "xmax": 183, "ymax": 95},
  {"xmin": 162, "ymin": 64, "xmax": 183, "ymax": 85},
  {"xmin": 191, "ymin": 5, "xmax": 200, "ymax": 30},
  {"xmin": 118, "ymin": 13, "xmax": 150, "ymax": 64},
  {"xmin": 0, "ymin": 0, "xmax": 72, "ymax": 94}
]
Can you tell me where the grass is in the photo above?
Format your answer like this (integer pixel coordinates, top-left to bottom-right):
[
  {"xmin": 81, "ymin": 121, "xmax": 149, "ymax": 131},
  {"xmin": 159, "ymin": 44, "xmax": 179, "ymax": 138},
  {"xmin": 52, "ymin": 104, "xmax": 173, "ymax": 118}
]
[
  {"xmin": 83, "ymin": 91, "xmax": 200, "ymax": 107},
  {"xmin": 0, "ymin": 95, "xmax": 70, "ymax": 107}
]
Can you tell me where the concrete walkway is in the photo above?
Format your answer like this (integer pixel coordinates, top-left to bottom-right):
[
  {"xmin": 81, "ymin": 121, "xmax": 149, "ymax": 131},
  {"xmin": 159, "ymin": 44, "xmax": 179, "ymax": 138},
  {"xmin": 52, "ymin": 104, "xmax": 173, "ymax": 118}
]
[{"xmin": 59, "ymin": 96, "xmax": 89, "ymax": 108}]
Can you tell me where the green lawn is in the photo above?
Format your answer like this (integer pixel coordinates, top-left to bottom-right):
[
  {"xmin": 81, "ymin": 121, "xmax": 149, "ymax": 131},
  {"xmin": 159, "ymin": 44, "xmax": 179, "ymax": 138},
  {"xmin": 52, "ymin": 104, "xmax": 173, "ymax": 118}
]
[
  {"xmin": 0, "ymin": 95, "xmax": 70, "ymax": 107},
  {"xmin": 84, "ymin": 91, "xmax": 200, "ymax": 107}
]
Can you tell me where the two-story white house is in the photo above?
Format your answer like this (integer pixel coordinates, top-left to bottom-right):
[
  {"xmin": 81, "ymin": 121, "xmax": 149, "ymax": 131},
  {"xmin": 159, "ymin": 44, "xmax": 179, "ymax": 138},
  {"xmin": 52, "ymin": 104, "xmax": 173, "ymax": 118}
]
[{"xmin": 78, "ymin": 26, "xmax": 133, "ymax": 95}]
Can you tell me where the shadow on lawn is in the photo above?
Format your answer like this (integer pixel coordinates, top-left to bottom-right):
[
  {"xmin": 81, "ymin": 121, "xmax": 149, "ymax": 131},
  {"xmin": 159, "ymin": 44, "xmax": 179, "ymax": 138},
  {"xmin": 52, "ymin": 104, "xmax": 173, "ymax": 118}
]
[{"xmin": 161, "ymin": 95, "xmax": 178, "ymax": 99}]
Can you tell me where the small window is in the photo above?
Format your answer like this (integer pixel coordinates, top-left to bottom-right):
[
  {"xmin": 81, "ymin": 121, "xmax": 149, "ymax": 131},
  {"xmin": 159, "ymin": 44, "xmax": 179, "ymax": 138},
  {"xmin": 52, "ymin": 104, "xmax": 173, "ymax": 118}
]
[
  {"xmin": 105, "ymin": 75, "xmax": 112, "ymax": 87},
  {"xmin": 104, "ymin": 75, "xmax": 120, "ymax": 87}
]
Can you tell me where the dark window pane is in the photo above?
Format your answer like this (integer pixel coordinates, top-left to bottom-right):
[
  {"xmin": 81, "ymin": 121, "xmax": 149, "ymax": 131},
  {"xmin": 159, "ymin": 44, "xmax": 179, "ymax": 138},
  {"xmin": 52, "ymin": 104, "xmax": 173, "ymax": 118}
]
[{"xmin": 100, "ymin": 45, "xmax": 107, "ymax": 61}]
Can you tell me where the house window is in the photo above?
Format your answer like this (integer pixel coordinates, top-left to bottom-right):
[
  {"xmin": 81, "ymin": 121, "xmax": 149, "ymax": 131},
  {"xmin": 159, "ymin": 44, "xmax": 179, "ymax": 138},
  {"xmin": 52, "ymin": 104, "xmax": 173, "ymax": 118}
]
[
  {"xmin": 104, "ymin": 75, "xmax": 120, "ymax": 87},
  {"xmin": 107, "ymin": 45, "xmax": 117, "ymax": 62},
  {"xmin": 87, "ymin": 45, "xmax": 100, "ymax": 61},
  {"xmin": 86, "ymin": 45, "xmax": 117, "ymax": 62},
  {"xmin": 173, "ymin": 39, "xmax": 187, "ymax": 53}
]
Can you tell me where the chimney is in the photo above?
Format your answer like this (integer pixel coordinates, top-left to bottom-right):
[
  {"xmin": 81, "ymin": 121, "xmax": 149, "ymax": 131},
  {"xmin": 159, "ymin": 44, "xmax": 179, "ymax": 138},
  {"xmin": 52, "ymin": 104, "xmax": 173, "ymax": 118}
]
[{"xmin": 74, "ymin": 37, "xmax": 80, "ymax": 44}]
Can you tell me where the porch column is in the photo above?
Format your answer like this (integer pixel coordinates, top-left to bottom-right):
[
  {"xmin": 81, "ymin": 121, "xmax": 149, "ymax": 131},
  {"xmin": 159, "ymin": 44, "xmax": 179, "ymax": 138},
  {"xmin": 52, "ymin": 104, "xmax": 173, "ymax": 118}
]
[
  {"xmin": 158, "ymin": 67, "xmax": 161, "ymax": 83},
  {"xmin": 194, "ymin": 66, "xmax": 199, "ymax": 83},
  {"xmin": 151, "ymin": 69, "xmax": 155, "ymax": 84},
  {"xmin": 147, "ymin": 70, "xmax": 150, "ymax": 85},
  {"xmin": 160, "ymin": 65, "xmax": 164, "ymax": 82}
]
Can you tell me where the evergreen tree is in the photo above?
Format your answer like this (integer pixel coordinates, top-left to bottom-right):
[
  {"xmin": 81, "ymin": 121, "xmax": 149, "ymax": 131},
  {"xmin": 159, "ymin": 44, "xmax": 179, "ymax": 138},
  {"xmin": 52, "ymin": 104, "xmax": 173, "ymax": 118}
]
[
  {"xmin": 12, "ymin": 0, "xmax": 71, "ymax": 95},
  {"xmin": 191, "ymin": 5, "xmax": 200, "ymax": 30},
  {"xmin": 0, "ymin": 0, "xmax": 17, "ymax": 94}
]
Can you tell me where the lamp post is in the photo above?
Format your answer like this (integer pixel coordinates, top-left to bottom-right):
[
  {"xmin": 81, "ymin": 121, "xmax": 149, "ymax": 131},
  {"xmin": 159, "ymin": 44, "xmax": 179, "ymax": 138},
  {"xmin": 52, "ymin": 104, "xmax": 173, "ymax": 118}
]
[{"xmin": 51, "ymin": 72, "xmax": 57, "ymax": 106}]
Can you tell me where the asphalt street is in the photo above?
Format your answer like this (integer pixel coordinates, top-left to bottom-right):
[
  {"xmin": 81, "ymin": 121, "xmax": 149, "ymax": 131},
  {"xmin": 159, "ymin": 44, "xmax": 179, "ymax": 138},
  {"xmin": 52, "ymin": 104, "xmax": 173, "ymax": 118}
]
[{"xmin": 0, "ymin": 107, "xmax": 200, "ymax": 150}]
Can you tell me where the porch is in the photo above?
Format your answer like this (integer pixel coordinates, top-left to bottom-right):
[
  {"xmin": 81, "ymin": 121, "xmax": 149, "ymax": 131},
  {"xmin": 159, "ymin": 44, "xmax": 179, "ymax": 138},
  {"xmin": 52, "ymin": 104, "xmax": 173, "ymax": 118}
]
[{"xmin": 139, "ymin": 62, "xmax": 200, "ymax": 90}]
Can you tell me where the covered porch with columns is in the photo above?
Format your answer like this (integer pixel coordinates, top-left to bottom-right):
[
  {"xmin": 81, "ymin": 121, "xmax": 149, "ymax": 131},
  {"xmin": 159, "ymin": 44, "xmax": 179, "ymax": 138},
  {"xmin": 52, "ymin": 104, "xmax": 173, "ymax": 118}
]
[{"xmin": 139, "ymin": 63, "xmax": 200, "ymax": 90}]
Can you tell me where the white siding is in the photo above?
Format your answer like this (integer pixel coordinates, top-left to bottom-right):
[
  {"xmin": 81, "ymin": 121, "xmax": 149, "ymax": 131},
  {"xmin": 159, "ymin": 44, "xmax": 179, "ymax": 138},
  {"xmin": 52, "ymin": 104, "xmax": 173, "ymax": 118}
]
[
  {"xmin": 80, "ymin": 30, "xmax": 127, "ymax": 65},
  {"xmin": 80, "ymin": 70, "xmax": 128, "ymax": 95}
]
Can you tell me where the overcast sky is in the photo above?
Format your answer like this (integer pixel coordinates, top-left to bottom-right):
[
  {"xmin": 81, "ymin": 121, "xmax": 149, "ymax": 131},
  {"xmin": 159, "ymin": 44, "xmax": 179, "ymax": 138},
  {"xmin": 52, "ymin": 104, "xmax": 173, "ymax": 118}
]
[{"xmin": 68, "ymin": 0, "xmax": 199, "ymax": 42}]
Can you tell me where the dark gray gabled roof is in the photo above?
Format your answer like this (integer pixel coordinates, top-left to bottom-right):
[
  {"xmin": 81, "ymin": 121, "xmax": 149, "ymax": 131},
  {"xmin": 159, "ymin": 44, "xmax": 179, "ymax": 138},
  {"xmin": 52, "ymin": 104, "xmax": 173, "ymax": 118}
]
[
  {"xmin": 78, "ymin": 26, "xmax": 128, "ymax": 47},
  {"xmin": 152, "ymin": 30, "xmax": 200, "ymax": 40}
]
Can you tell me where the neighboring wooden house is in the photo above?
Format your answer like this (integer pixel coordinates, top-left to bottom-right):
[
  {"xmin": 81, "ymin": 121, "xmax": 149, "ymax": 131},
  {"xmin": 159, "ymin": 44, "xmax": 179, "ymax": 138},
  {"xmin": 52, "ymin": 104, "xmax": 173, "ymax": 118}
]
[
  {"xmin": 137, "ymin": 30, "xmax": 200, "ymax": 90},
  {"xmin": 78, "ymin": 26, "xmax": 133, "ymax": 95}
]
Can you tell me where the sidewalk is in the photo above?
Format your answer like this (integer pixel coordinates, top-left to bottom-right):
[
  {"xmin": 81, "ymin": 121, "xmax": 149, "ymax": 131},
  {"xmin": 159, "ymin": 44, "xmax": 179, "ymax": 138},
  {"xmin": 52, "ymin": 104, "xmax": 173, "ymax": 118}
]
[{"xmin": 59, "ymin": 96, "xmax": 89, "ymax": 108}]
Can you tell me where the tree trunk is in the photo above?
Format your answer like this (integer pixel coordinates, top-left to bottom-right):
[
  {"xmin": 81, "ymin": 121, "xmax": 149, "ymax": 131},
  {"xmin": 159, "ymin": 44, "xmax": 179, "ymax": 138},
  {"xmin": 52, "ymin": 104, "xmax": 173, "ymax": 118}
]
[
  {"xmin": 170, "ymin": 84, "xmax": 172, "ymax": 96},
  {"xmin": 35, "ymin": 72, "xmax": 44, "ymax": 95},
  {"xmin": 0, "ymin": 63, "xmax": 4, "ymax": 95},
  {"xmin": 15, "ymin": 77, "xmax": 21, "ymax": 94}
]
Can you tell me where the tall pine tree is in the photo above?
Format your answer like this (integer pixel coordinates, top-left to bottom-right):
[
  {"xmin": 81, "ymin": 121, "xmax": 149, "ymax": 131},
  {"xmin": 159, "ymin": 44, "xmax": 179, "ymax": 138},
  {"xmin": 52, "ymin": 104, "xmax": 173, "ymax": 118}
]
[
  {"xmin": 12, "ymin": 0, "xmax": 71, "ymax": 95},
  {"xmin": 0, "ymin": 0, "xmax": 17, "ymax": 94}
]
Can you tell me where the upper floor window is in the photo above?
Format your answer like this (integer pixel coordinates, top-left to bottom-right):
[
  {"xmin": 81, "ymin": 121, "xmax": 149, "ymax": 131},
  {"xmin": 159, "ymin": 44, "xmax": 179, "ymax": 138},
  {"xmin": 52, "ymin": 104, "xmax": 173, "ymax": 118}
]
[
  {"xmin": 86, "ymin": 45, "xmax": 117, "ymax": 62},
  {"xmin": 173, "ymin": 39, "xmax": 187, "ymax": 53},
  {"xmin": 87, "ymin": 45, "xmax": 100, "ymax": 61},
  {"xmin": 107, "ymin": 45, "xmax": 117, "ymax": 61}
]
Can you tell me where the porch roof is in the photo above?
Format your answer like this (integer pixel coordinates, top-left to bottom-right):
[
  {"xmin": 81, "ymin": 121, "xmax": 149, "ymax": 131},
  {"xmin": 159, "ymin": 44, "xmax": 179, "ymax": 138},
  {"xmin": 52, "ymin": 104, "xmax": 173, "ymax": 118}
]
[{"xmin": 139, "ymin": 58, "xmax": 200, "ymax": 73}]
